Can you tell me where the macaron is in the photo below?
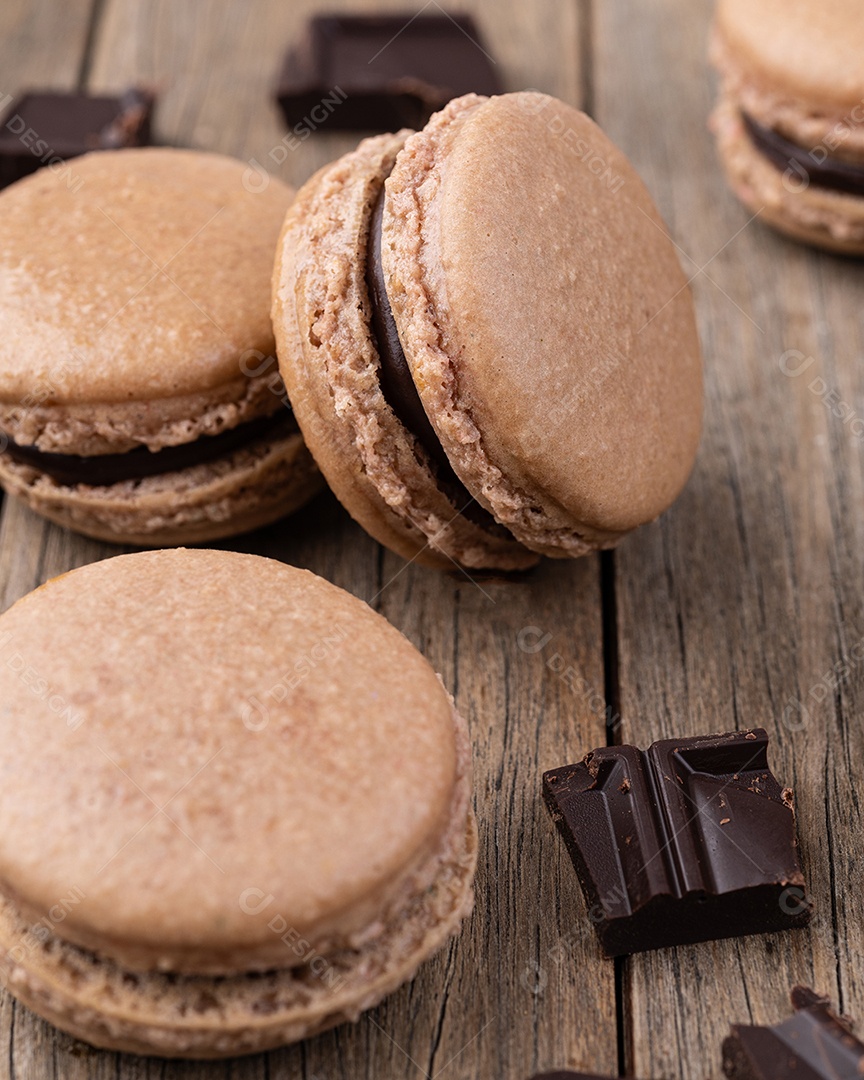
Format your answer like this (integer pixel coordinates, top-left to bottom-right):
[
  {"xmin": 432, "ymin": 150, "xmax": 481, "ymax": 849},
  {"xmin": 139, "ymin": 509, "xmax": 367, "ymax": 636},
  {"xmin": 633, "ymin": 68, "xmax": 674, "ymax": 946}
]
[
  {"xmin": 272, "ymin": 91, "xmax": 702, "ymax": 571},
  {"xmin": 710, "ymin": 0, "xmax": 864, "ymax": 253},
  {"xmin": 0, "ymin": 148, "xmax": 322, "ymax": 545},
  {"xmin": 0, "ymin": 548, "xmax": 475, "ymax": 1058}
]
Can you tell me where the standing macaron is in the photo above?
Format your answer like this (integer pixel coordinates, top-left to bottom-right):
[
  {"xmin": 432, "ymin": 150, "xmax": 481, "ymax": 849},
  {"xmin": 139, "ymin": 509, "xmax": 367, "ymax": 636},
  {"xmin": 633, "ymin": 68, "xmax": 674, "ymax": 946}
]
[
  {"xmin": 0, "ymin": 148, "xmax": 322, "ymax": 544},
  {"xmin": 272, "ymin": 92, "xmax": 702, "ymax": 571},
  {"xmin": 0, "ymin": 549, "xmax": 475, "ymax": 1058},
  {"xmin": 710, "ymin": 0, "xmax": 864, "ymax": 253}
]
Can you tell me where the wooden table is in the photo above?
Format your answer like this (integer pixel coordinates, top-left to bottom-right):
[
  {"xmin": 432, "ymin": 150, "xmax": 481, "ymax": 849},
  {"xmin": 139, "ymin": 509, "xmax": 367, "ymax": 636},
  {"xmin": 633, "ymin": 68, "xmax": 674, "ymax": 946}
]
[{"xmin": 1, "ymin": 0, "xmax": 862, "ymax": 1077}]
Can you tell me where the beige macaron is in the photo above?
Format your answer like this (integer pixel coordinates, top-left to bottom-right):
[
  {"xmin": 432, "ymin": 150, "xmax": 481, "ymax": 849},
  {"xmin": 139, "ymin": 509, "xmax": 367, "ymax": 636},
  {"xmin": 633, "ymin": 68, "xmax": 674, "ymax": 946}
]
[
  {"xmin": 273, "ymin": 92, "xmax": 703, "ymax": 572},
  {"xmin": 0, "ymin": 148, "xmax": 322, "ymax": 544},
  {"xmin": 0, "ymin": 549, "xmax": 476, "ymax": 1058},
  {"xmin": 710, "ymin": 0, "xmax": 864, "ymax": 253}
]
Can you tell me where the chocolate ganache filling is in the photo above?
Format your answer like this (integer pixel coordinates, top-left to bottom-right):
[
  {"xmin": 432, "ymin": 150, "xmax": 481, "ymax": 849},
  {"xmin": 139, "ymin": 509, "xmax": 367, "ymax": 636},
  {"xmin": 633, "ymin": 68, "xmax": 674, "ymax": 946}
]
[
  {"xmin": 742, "ymin": 112, "xmax": 864, "ymax": 197},
  {"xmin": 365, "ymin": 186, "xmax": 511, "ymax": 538},
  {"xmin": 2, "ymin": 408, "xmax": 297, "ymax": 487}
]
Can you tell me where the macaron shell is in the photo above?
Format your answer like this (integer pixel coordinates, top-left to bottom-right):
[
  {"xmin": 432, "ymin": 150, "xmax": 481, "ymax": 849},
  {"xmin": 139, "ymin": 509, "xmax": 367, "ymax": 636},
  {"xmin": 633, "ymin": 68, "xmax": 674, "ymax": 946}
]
[
  {"xmin": 0, "ymin": 370, "xmax": 288, "ymax": 458},
  {"xmin": 0, "ymin": 550, "xmax": 468, "ymax": 973},
  {"xmin": 0, "ymin": 427, "xmax": 322, "ymax": 545},
  {"xmin": 0, "ymin": 148, "xmax": 294, "ymax": 410},
  {"xmin": 712, "ymin": 95, "xmax": 864, "ymax": 254},
  {"xmin": 714, "ymin": 0, "xmax": 864, "ymax": 115},
  {"xmin": 0, "ymin": 815, "xmax": 477, "ymax": 1058},
  {"xmin": 382, "ymin": 93, "xmax": 702, "ymax": 554},
  {"xmin": 709, "ymin": 28, "xmax": 864, "ymax": 158},
  {"xmin": 272, "ymin": 132, "xmax": 537, "ymax": 571}
]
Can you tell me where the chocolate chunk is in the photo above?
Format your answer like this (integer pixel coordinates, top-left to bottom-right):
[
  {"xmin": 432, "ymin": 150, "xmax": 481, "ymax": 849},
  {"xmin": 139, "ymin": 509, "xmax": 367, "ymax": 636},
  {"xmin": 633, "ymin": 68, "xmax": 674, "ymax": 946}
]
[
  {"xmin": 2, "ymin": 409, "xmax": 296, "ymax": 487},
  {"xmin": 275, "ymin": 14, "xmax": 501, "ymax": 134},
  {"xmin": 543, "ymin": 729, "xmax": 811, "ymax": 956},
  {"xmin": 742, "ymin": 112, "xmax": 864, "ymax": 198},
  {"xmin": 723, "ymin": 986, "xmax": 864, "ymax": 1080},
  {"xmin": 0, "ymin": 89, "xmax": 154, "ymax": 189},
  {"xmin": 528, "ymin": 1074, "xmax": 629, "ymax": 1079}
]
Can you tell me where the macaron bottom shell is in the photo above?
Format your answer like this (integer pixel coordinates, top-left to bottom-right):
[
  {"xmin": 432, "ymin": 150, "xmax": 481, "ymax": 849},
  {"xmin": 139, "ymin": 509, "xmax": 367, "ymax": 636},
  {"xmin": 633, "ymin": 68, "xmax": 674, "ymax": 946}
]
[
  {"xmin": 0, "ymin": 427, "xmax": 322, "ymax": 546},
  {"xmin": 0, "ymin": 816, "xmax": 477, "ymax": 1059}
]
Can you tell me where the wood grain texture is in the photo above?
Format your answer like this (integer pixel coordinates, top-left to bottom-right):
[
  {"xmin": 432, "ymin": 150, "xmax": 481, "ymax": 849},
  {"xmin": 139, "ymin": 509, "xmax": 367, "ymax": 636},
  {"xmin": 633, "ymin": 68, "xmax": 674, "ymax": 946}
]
[
  {"xmin": 594, "ymin": 0, "xmax": 864, "ymax": 1077},
  {"xmin": 0, "ymin": 2, "xmax": 617, "ymax": 1079},
  {"xmin": 0, "ymin": 0, "xmax": 95, "ymax": 91}
]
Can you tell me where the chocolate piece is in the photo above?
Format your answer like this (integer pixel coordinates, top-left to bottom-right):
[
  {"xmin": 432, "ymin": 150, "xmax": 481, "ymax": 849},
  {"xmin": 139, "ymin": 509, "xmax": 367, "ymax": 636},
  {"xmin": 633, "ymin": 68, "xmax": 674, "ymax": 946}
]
[
  {"xmin": 543, "ymin": 729, "xmax": 811, "ymax": 956},
  {"xmin": 742, "ymin": 112, "xmax": 864, "ymax": 198},
  {"xmin": 529, "ymin": 1074, "xmax": 626, "ymax": 1079},
  {"xmin": 723, "ymin": 986, "xmax": 864, "ymax": 1080},
  {"xmin": 276, "ymin": 14, "xmax": 501, "ymax": 133},
  {"xmin": 2, "ymin": 409, "xmax": 296, "ymax": 487},
  {"xmin": 0, "ymin": 90, "xmax": 154, "ymax": 189},
  {"xmin": 364, "ymin": 184, "xmax": 512, "ymax": 539}
]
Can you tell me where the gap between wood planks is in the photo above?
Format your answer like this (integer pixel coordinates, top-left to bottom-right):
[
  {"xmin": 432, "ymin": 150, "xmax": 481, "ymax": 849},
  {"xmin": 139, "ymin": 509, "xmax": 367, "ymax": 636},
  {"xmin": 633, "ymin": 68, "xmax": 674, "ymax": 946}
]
[
  {"xmin": 586, "ymin": 0, "xmax": 629, "ymax": 1063},
  {"xmin": 600, "ymin": 549, "xmax": 629, "ymax": 1078},
  {"xmin": 76, "ymin": 0, "xmax": 107, "ymax": 88}
]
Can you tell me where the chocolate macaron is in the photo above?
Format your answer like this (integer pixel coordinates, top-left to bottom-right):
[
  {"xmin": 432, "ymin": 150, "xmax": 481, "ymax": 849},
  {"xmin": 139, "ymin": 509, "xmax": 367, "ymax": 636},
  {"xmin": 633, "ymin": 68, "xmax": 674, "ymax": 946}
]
[
  {"xmin": 710, "ymin": 0, "xmax": 864, "ymax": 253},
  {"xmin": 272, "ymin": 92, "xmax": 703, "ymax": 571},
  {"xmin": 0, "ymin": 148, "xmax": 321, "ymax": 544},
  {"xmin": 0, "ymin": 549, "xmax": 476, "ymax": 1057}
]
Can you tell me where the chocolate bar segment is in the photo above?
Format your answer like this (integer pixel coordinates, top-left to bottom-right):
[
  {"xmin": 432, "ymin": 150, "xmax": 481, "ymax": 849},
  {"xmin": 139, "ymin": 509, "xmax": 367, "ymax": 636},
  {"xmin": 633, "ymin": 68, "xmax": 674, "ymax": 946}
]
[
  {"xmin": 723, "ymin": 986, "xmax": 864, "ymax": 1080},
  {"xmin": 0, "ymin": 89, "xmax": 154, "ymax": 189},
  {"xmin": 543, "ymin": 729, "xmax": 811, "ymax": 956},
  {"xmin": 275, "ymin": 14, "xmax": 501, "ymax": 134}
]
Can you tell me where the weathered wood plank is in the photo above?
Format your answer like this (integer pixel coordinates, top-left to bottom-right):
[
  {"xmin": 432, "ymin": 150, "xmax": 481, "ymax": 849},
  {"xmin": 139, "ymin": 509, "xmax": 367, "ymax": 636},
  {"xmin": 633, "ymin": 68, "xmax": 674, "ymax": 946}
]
[
  {"xmin": 0, "ymin": 0, "xmax": 96, "ymax": 91},
  {"xmin": 304, "ymin": 555, "xmax": 615, "ymax": 1079},
  {"xmin": 0, "ymin": 1, "xmax": 614, "ymax": 1079},
  {"xmin": 594, "ymin": 0, "xmax": 864, "ymax": 1076}
]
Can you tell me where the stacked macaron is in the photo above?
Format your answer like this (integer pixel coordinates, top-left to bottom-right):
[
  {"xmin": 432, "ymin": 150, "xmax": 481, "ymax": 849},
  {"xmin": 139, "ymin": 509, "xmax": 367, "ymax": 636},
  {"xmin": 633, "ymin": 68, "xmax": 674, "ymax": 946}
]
[
  {"xmin": 0, "ymin": 550, "xmax": 476, "ymax": 1057},
  {"xmin": 0, "ymin": 148, "xmax": 321, "ymax": 544},
  {"xmin": 710, "ymin": 0, "xmax": 864, "ymax": 253}
]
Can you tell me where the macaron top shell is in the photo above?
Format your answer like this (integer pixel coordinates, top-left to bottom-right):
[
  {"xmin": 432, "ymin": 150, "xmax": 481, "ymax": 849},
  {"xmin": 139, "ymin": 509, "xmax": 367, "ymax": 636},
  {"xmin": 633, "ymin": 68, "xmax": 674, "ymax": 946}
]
[
  {"xmin": 382, "ymin": 94, "xmax": 702, "ymax": 552},
  {"xmin": 0, "ymin": 148, "xmax": 292, "ymax": 407},
  {"xmin": 0, "ymin": 549, "xmax": 463, "ymax": 975},
  {"xmin": 715, "ymin": 0, "xmax": 864, "ymax": 113}
]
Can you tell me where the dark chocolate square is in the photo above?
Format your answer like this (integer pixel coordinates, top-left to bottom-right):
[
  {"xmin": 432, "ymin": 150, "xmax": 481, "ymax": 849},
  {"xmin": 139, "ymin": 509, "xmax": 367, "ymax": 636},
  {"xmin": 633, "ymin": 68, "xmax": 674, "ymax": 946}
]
[
  {"xmin": 543, "ymin": 729, "xmax": 812, "ymax": 956},
  {"xmin": 275, "ymin": 13, "xmax": 501, "ymax": 134},
  {"xmin": 723, "ymin": 986, "xmax": 864, "ymax": 1080},
  {"xmin": 0, "ymin": 89, "xmax": 154, "ymax": 189}
]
